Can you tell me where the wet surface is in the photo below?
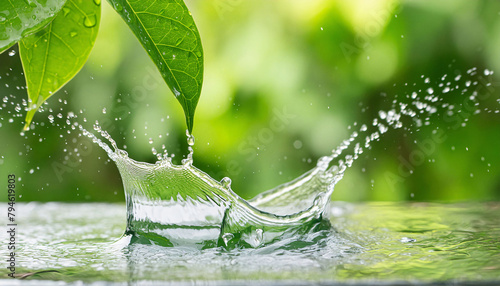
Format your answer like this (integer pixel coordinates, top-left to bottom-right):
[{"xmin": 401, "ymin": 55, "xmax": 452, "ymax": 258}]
[{"xmin": 1, "ymin": 202, "xmax": 499, "ymax": 284}]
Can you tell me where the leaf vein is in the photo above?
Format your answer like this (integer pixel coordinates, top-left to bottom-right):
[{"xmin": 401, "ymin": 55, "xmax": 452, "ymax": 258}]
[
  {"xmin": 52, "ymin": 33, "xmax": 77, "ymax": 56},
  {"xmin": 135, "ymin": 11, "xmax": 191, "ymax": 32},
  {"xmin": 124, "ymin": 0, "xmax": 187, "ymax": 98},
  {"xmin": 37, "ymin": 23, "xmax": 53, "ymax": 103},
  {"xmin": 156, "ymin": 43, "xmax": 192, "ymax": 53}
]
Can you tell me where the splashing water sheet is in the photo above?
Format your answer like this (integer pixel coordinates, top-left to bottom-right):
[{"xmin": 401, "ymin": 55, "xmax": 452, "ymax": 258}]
[
  {"xmin": 0, "ymin": 57, "xmax": 499, "ymax": 285},
  {"xmin": 76, "ymin": 67, "xmax": 496, "ymax": 250}
]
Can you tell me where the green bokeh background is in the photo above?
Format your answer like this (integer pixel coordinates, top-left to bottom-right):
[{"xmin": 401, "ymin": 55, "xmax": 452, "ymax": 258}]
[{"xmin": 1, "ymin": 0, "xmax": 499, "ymax": 202}]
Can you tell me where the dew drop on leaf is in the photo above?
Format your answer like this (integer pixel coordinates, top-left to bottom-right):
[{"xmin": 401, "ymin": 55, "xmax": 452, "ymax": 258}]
[
  {"xmin": 114, "ymin": 3, "xmax": 123, "ymax": 12},
  {"xmin": 83, "ymin": 14, "xmax": 97, "ymax": 28},
  {"xmin": 93, "ymin": 0, "xmax": 101, "ymax": 6}
]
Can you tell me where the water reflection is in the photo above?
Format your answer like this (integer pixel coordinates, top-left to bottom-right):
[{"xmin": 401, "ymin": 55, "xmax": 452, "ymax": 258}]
[{"xmin": 4, "ymin": 202, "xmax": 500, "ymax": 284}]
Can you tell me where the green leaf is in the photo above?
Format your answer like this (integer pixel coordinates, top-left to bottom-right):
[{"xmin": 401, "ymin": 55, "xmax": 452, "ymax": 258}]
[
  {"xmin": 107, "ymin": 0, "xmax": 203, "ymax": 133},
  {"xmin": 0, "ymin": 0, "xmax": 67, "ymax": 52},
  {"xmin": 20, "ymin": 0, "xmax": 101, "ymax": 130}
]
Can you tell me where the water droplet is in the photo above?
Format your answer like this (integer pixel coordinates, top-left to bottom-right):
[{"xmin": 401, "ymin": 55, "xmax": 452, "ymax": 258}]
[
  {"xmin": 83, "ymin": 14, "xmax": 97, "ymax": 28},
  {"xmin": 195, "ymin": 50, "xmax": 202, "ymax": 57},
  {"xmin": 221, "ymin": 233, "xmax": 234, "ymax": 246},
  {"xmin": 400, "ymin": 237, "xmax": 416, "ymax": 243},
  {"xmin": 70, "ymin": 31, "xmax": 78, "ymax": 37},
  {"xmin": 175, "ymin": 38, "xmax": 183, "ymax": 46},
  {"xmin": 29, "ymin": 169, "xmax": 34, "ymax": 174},
  {"xmin": 172, "ymin": 87, "xmax": 180, "ymax": 97},
  {"xmin": 220, "ymin": 177, "xmax": 231, "ymax": 189},
  {"xmin": 378, "ymin": 110, "xmax": 387, "ymax": 120},
  {"xmin": 114, "ymin": 3, "xmax": 123, "ymax": 11},
  {"xmin": 313, "ymin": 195, "xmax": 324, "ymax": 209},
  {"xmin": 378, "ymin": 123, "xmax": 388, "ymax": 134},
  {"xmin": 48, "ymin": 115, "xmax": 54, "ymax": 123},
  {"xmin": 254, "ymin": 228, "xmax": 264, "ymax": 245},
  {"xmin": 293, "ymin": 140, "xmax": 302, "ymax": 149},
  {"xmin": 187, "ymin": 133, "xmax": 195, "ymax": 146},
  {"xmin": 102, "ymin": 108, "xmax": 106, "ymax": 114},
  {"xmin": 8, "ymin": 50, "xmax": 15, "ymax": 56},
  {"xmin": 148, "ymin": 138, "xmax": 153, "ymax": 144},
  {"xmin": 93, "ymin": 0, "xmax": 101, "ymax": 5},
  {"xmin": 62, "ymin": 8, "xmax": 70, "ymax": 16}
]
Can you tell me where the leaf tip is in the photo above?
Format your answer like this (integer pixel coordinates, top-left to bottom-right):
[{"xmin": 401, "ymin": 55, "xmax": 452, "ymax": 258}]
[
  {"xmin": 184, "ymin": 104, "xmax": 196, "ymax": 134},
  {"xmin": 186, "ymin": 117, "xmax": 193, "ymax": 134},
  {"xmin": 23, "ymin": 122, "xmax": 30, "ymax": 131},
  {"xmin": 23, "ymin": 109, "xmax": 36, "ymax": 131}
]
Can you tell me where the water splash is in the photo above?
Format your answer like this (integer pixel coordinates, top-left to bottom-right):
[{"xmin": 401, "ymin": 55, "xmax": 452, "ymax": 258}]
[
  {"xmin": 2, "ymin": 67, "xmax": 498, "ymax": 249},
  {"xmin": 68, "ymin": 68, "xmax": 495, "ymax": 248},
  {"xmin": 81, "ymin": 123, "xmax": 328, "ymax": 248}
]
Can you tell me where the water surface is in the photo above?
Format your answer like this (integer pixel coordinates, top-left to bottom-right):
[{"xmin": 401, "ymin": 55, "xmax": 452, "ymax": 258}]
[{"xmin": 2, "ymin": 202, "xmax": 499, "ymax": 285}]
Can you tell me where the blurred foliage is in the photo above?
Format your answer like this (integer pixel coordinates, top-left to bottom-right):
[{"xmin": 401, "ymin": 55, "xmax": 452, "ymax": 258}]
[{"xmin": 0, "ymin": 0, "xmax": 499, "ymax": 202}]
